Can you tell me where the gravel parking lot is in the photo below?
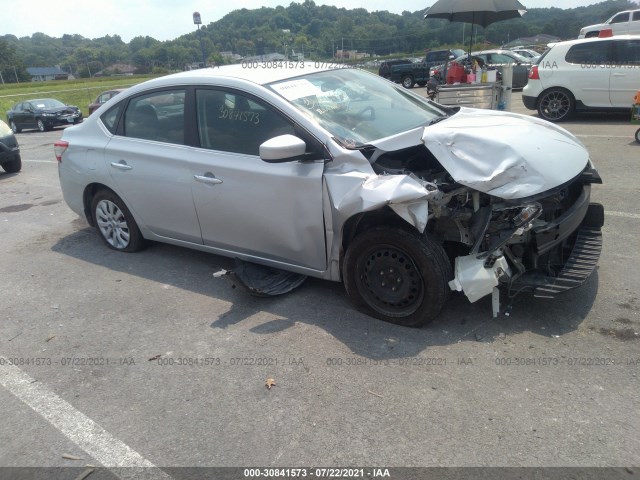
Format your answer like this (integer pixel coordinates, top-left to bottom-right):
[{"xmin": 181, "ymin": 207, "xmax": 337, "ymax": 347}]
[{"xmin": 1, "ymin": 92, "xmax": 639, "ymax": 479}]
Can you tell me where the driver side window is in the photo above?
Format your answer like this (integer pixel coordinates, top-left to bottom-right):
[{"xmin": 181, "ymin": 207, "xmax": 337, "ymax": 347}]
[{"xmin": 196, "ymin": 89, "xmax": 295, "ymax": 156}]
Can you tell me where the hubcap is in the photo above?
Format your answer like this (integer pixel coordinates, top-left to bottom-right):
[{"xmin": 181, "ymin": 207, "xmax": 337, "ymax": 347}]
[
  {"xmin": 96, "ymin": 200, "xmax": 130, "ymax": 249},
  {"xmin": 356, "ymin": 245, "xmax": 424, "ymax": 317}
]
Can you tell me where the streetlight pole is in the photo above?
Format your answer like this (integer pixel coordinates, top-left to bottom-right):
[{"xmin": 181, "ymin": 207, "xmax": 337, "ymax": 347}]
[{"xmin": 193, "ymin": 12, "xmax": 206, "ymax": 68}]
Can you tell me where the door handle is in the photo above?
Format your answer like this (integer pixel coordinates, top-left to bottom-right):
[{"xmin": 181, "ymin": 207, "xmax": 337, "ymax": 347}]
[
  {"xmin": 110, "ymin": 161, "xmax": 132, "ymax": 170},
  {"xmin": 194, "ymin": 174, "xmax": 223, "ymax": 185}
]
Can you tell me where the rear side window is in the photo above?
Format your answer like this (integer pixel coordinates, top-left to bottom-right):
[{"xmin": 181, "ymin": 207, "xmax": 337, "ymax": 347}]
[
  {"xmin": 610, "ymin": 12, "xmax": 630, "ymax": 23},
  {"xmin": 616, "ymin": 39, "xmax": 640, "ymax": 66},
  {"xmin": 565, "ymin": 41, "xmax": 613, "ymax": 65},
  {"xmin": 123, "ymin": 90, "xmax": 185, "ymax": 144}
]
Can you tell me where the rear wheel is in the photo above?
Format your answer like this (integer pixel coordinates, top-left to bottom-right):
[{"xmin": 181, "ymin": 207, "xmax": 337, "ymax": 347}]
[
  {"xmin": 91, "ymin": 190, "xmax": 145, "ymax": 252},
  {"xmin": 9, "ymin": 120, "xmax": 20, "ymax": 133},
  {"xmin": 343, "ymin": 227, "xmax": 452, "ymax": 327},
  {"xmin": 401, "ymin": 75, "xmax": 415, "ymax": 89},
  {"xmin": 636, "ymin": 128, "xmax": 640, "ymax": 144},
  {"xmin": 537, "ymin": 88, "xmax": 574, "ymax": 122},
  {"xmin": 1, "ymin": 155, "xmax": 21, "ymax": 173}
]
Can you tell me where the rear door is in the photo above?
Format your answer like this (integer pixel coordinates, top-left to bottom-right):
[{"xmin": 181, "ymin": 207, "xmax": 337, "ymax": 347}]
[
  {"xmin": 562, "ymin": 40, "xmax": 613, "ymax": 107},
  {"xmin": 103, "ymin": 88, "xmax": 203, "ymax": 243},
  {"xmin": 608, "ymin": 12, "xmax": 631, "ymax": 35},
  {"xmin": 610, "ymin": 38, "xmax": 640, "ymax": 107}
]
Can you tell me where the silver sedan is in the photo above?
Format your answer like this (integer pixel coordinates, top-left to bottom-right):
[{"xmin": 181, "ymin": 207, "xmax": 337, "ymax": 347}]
[{"xmin": 55, "ymin": 64, "xmax": 602, "ymax": 327}]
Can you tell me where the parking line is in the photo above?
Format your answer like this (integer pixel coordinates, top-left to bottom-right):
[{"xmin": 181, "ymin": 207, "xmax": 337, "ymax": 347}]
[
  {"xmin": 0, "ymin": 358, "xmax": 173, "ymax": 479},
  {"xmin": 575, "ymin": 134, "xmax": 634, "ymax": 138},
  {"xmin": 607, "ymin": 211, "xmax": 640, "ymax": 220}
]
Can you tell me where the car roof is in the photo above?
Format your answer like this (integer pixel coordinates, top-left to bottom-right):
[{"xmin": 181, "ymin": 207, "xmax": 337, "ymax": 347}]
[
  {"xmin": 137, "ymin": 63, "xmax": 331, "ymax": 90},
  {"xmin": 551, "ymin": 34, "xmax": 640, "ymax": 48}
]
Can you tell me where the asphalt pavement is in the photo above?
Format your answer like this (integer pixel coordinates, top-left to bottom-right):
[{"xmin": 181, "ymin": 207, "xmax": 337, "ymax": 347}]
[{"xmin": 0, "ymin": 92, "xmax": 638, "ymax": 479}]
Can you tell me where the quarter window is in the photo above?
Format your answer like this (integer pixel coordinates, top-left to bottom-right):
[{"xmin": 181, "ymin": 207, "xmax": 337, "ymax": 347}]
[
  {"xmin": 196, "ymin": 89, "xmax": 295, "ymax": 155},
  {"xmin": 100, "ymin": 104, "xmax": 123, "ymax": 135}
]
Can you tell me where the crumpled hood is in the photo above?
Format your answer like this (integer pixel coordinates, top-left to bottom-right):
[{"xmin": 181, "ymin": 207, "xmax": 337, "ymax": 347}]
[{"xmin": 394, "ymin": 108, "xmax": 589, "ymax": 200}]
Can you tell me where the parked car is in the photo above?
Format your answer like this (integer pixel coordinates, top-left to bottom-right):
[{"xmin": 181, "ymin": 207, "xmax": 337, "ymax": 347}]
[
  {"xmin": 509, "ymin": 47, "xmax": 541, "ymax": 62},
  {"xmin": 383, "ymin": 49, "xmax": 465, "ymax": 88},
  {"xmin": 578, "ymin": 8, "xmax": 640, "ymax": 38},
  {"xmin": 458, "ymin": 50, "xmax": 532, "ymax": 88},
  {"xmin": 55, "ymin": 64, "xmax": 603, "ymax": 327},
  {"xmin": 523, "ymin": 35, "xmax": 640, "ymax": 122},
  {"xmin": 0, "ymin": 119, "xmax": 21, "ymax": 173},
  {"xmin": 7, "ymin": 98, "xmax": 82, "ymax": 132},
  {"xmin": 88, "ymin": 89, "xmax": 127, "ymax": 115}
]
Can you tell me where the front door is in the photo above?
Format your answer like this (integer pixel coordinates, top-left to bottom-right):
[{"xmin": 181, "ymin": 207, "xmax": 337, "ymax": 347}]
[{"xmin": 189, "ymin": 88, "xmax": 327, "ymax": 271}]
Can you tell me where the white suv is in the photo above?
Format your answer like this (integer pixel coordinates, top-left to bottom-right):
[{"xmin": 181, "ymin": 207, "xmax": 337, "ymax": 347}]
[
  {"xmin": 522, "ymin": 35, "xmax": 640, "ymax": 122},
  {"xmin": 579, "ymin": 9, "xmax": 640, "ymax": 38}
]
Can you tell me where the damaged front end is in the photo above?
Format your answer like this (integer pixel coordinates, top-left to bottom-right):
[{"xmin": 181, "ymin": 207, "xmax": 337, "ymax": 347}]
[{"xmin": 364, "ymin": 108, "xmax": 604, "ymax": 316}]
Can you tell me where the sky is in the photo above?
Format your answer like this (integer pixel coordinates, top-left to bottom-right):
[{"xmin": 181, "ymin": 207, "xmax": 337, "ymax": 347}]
[{"xmin": 5, "ymin": 0, "xmax": 636, "ymax": 43}]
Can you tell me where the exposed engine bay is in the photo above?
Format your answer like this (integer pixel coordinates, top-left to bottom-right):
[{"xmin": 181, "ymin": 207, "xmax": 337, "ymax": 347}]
[{"xmin": 367, "ymin": 143, "xmax": 603, "ymax": 315}]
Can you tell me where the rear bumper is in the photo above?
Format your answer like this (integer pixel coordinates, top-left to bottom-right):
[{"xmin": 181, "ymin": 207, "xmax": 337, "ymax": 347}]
[{"xmin": 522, "ymin": 95, "xmax": 537, "ymax": 110}]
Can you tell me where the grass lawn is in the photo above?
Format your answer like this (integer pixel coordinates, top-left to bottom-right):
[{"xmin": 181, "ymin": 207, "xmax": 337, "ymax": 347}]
[{"xmin": 0, "ymin": 75, "xmax": 158, "ymax": 118}]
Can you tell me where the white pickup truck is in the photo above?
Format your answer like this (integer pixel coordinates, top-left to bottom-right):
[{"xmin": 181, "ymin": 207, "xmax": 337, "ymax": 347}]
[{"xmin": 579, "ymin": 9, "xmax": 640, "ymax": 38}]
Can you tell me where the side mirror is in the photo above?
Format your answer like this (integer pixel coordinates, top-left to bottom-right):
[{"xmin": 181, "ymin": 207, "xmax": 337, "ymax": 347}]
[{"xmin": 259, "ymin": 134, "xmax": 307, "ymax": 163}]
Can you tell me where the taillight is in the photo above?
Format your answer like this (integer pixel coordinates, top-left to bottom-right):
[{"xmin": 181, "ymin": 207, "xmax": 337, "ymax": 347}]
[
  {"xmin": 529, "ymin": 65, "xmax": 539, "ymax": 80},
  {"xmin": 54, "ymin": 140, "xmax": 68, "ymax": 162}
]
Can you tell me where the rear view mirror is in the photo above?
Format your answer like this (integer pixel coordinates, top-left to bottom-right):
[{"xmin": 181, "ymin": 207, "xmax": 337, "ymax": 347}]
[{"xmin": 259, "ymin": 134, "xmax": 307, "ymax": 163}]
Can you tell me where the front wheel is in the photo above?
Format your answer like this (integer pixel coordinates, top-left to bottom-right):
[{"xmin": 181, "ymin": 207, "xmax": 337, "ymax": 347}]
[
  {"xmin": 91, "ymin": 190, "xmax": 146, "ymax": 252},
  {"xmin": 401, "ymin": 75, "xmax": 415, "ymax": 89},
  {"xmin": 343, "ymin": 227, "xmax": 452, "ymax": 327},
  {"xmin": 36, "ymin": 119, "xmax": 47, "ymax": 132},
  {"xmin": 1, "ymin": 155, "xmax": 21, "ymax": 173},
  {"xmin": 537, "ymin": 88, "xmax": 574, "ymax": 122}
]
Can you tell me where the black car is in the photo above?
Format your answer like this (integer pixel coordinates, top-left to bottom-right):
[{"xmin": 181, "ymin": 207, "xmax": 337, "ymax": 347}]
[
  {"xmin": 0, "ymin": 119, "xmax": 21, "ymax": 173},
  {"xmin": 7, "ymin": 98, "xmax": 83, "ymax": 133}
]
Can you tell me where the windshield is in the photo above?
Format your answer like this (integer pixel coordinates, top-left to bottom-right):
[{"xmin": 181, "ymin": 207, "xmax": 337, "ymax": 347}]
[
  {"xmin": 32, "ymin": 99, "xmax": 66, "ymax": 109},
  {"xmin": 269, "ymin": 68, "xmax": 446, "ymax": 148}
]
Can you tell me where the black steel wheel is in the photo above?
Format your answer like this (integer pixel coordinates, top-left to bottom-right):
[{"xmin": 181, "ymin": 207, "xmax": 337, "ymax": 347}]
[
  {"xmin": 537, "ymin": 88, "xmax": 574, "ymax": 122},
  {"xmin": 91, "ymin": 190, "xmax": 146, "ymax": 252},
  {"xmin": 636, "ymin": 128, "xmax": 640, "ymax": 144},
  {"xmin": 343, "ymin": 227, "xmax": 452, "ymax": 327}
]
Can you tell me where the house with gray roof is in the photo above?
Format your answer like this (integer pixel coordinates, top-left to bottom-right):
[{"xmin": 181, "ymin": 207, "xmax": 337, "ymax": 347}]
[{"xmin": 26, "ymin": 67, "xmax": 69, "ymax": 82}]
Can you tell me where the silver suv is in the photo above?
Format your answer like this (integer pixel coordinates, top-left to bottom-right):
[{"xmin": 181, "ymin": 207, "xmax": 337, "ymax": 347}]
[{"xmin": 522, "ymin": 35, "xmax": 640, "ymax": 122}]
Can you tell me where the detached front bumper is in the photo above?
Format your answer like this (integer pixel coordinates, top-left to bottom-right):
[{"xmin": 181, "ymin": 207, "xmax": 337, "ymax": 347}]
[
  {"xmin": 450, "ymin": 181, "xmax": 604, "ymax": 309},
  {"xmin": 510, "ymin": 199, "xmax": 604, "ymax": 298}
]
